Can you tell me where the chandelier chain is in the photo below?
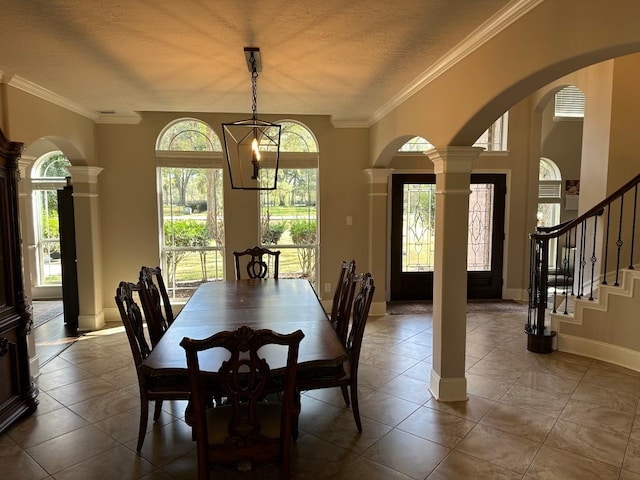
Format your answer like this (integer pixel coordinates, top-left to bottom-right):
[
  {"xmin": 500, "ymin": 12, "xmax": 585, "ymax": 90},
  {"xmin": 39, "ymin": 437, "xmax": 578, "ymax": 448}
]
[{"xmin": 250, "ymin": 55, "xmax": 258, "ymax": 121}]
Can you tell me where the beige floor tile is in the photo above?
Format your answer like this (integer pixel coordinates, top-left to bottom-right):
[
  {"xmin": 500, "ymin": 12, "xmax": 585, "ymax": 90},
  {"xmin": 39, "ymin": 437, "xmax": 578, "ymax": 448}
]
[
  {"xmin": 402, "ymin": 359, "xmax": 433, "ymax": 381},
  {"xmin": 7, "ymin": 407, "xmax": 88, "ymax": 448},
  {"xmin": 456, "ymin": 424, "xmax": 541, "ymax": 474},
  {"xmin": 310, "ymin": 410, "xmax": 392, "ymax": 454},
  {"xmin": 0, "ymin": 435, "xmax": 49, "ymax": 480},
  {"xmin": 623, "ymin": 434, "xmax": 640, "ymax": 473},
  {"xmin": 25, "ymin": 425, "xmax": 119, "ymax": 474},
  {"xmin": 530, "ymin": 356, "xmax": 590, "ymax": 380},
  {"xmin": 93, "ymin": 405, "xmax": 174, "ymax": 444},
  {"xmin": 571, "ymin": 381, "xmax": 639, "ymax": 413},
  {"xmin": 581, "ymin": 367, "xmax": 640, "ymax": 395},
  {"xmin": 35, "ymin": 365, "xmax": 95, "ymax": 392},
  {"xmin": 466, "ymin": 372, "xmax": 512, "ymax": 401},
  {"xmin": 468, "ymin": 358, "xmax": 528, "ymax": 384},
  {"xmin": 359, "ymin": 392, "xmax": 421, "ymax": 427},
  {"xmin": 74, "ymin": 353, "xmax": 135, "ymax": 376},
  {"xmin": 297, "ymin": 394, "xmax": 347, "ymax": 433},
  {"xmin": 68, "ymin": 388, "xmax": 140, "ymax": 423},
  {"xmin": 517, "ymin": 368, "xmax": 580, "ymax": 396},
  {"xmin": 125, "ymin": 419, "xmax": 195, "ymax": 468},
  {"xmin": 362, "ymin": 428, "xmax": 449, "ymax": 479},
  {"xmin": 52, "ymin": 444, "xmax": 155, "ymax": 480},
  {"xmin": 46, "ymin": 377, "xmax": 120, "ymax": 405},
  {"xmin": 426, "ymin": 394, "xmax": 496, "ymax": 422},
  {"xmin": 397, "ymin": 405, "xmax": 476, "ymax": 447},
  {"xmin": 622, "ymin": 469, "xmax": 640, "ymax": 480},
  {"xmin": 545, "ymin": 419, "xmax": 627, "ymax": 466},
  {"xmin": 525, "ymin": 445, "xmax": 620, "ymax": 479},
  {"xmin": 378, "ymin": 373, "xmax": 432, "ymax": 404},
  {"xmin": 292, "ymin": 433, "xmax": 359, "ymax": 479},
  {"xmin": 560, "ymin": 398, "xmax": 634, "ymax": 436},
  {"xmin": 480, "ymin": 403, "xmax": 557, "ymax": 443},
  {"xmin": 500, "ymin": 383, "xmax": 570, "ymax": 417},
  {"xmin": 426, "ymin": 451, "xmax": 522, "ymax": 480},
  {"xmin": 328, "ymin": 455, "xmax": 413, "ymax": 480},
  {"xmin": 359, "ymin": 350, "xmax": 421, "ymax": 375}
]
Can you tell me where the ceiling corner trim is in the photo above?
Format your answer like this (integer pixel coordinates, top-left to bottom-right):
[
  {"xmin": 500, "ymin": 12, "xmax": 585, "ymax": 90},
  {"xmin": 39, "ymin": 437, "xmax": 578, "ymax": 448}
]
[
  {"xmin": 95, "ymin": 114, "xmax": 142, "ymax": 125},
  {"xmin": 8, "ymin": 75, "xmax": 98, "ymax": 121},
  {"xmin": 369, "ymin": 0, "xmax": 545, "ymax": 126},
  {"xmin": 331, "ymin": 118, "xmax": 372, "ymax": 129}
]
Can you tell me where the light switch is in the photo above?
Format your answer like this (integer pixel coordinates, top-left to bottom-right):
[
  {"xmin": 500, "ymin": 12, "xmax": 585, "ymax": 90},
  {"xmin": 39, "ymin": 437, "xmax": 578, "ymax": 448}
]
[{"xmin": 346, "ymin": 216, "xmax": 353, "ymax": 226}]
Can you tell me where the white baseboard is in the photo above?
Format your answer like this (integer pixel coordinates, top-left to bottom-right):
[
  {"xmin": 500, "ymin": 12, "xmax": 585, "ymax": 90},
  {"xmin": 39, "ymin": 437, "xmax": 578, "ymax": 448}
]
[
  {"xmin": 78, "ymin": 311, "xmax": 105, "ymax": 332},
  {"xmin": 558, "ymin": 333, "xmax": 640, "ymax": 372},
  {"xmin": 429, "ymin": 369, "xmax": 468, "ymax": 401}
]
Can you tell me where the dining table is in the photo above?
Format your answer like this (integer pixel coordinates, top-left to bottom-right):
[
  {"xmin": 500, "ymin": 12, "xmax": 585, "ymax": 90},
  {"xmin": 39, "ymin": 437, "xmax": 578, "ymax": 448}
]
[{"xmin": 140, "ymin": 278, "xmax": 348, "ymax": 386}]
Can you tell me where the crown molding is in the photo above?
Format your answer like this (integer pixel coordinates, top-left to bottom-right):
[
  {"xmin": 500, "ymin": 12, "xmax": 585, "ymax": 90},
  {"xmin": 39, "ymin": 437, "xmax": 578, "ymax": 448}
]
[
  {"xmin": 369, "ymin": 0, "xmax": 544, "ymax": 126},
  {"xmin": 5, "ymin": 74, "xmax": 99, "ymax": 121}
]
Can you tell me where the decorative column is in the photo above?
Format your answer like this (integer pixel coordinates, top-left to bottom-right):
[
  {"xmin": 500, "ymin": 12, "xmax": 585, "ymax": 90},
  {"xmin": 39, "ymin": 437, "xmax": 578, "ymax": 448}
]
[
  {"xmin": 425, "ymin": 147, "xmax": 483, "ymax": 401},
  {"xmin": 364, "ymin": 168, "xmax": 393, "ymax": 316},
  {"xmin": 17, "ymin": 157, "xmax": 39, "ymax": 377},
  {"xmin": 67, "ymin": 166, "xmax": 105, "ymax": 331}
]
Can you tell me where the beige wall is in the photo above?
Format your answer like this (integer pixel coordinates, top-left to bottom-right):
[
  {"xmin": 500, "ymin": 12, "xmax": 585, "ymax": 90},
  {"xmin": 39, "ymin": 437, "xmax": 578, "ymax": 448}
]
[{"xmin": 96, "ymin": 112, "xmax": 372, "ymax": 310}]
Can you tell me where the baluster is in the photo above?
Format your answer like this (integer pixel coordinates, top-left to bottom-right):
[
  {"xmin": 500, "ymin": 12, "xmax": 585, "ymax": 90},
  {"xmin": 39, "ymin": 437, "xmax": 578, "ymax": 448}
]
[
  {"xmin": 630, "ymin": 184, "xmax": 638, "ymax": 270},
  {"xmin": 570, "ymin": 227, "xmax": 577, "ymax": 297},
  {"xmin": 603, "ymin": 204, "xmax": 611, "ymax": 285},
  {"xmin": 615, "ymin": 194, "xmax": 625, "ymax": 287},
  {"xmin": 589, "ymin": 216, "xmax": 598, "ymax": 301},
  {"xmin": 563, "ymin": 231, "xmax": 570, "ymax": 315},
  {"xmin": 552, "ymin": 236, "xmax": 560, "ymax": 313},
  {"xmin": 577, "ymin": 221, "xmax": 587, "ymax": 299}
]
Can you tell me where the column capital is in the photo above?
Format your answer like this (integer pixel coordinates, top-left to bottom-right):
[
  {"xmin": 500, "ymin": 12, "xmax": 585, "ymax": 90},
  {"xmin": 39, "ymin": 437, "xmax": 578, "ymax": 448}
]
[
  {"xmin": 426, "ymin": 147, "xmax": 483, "ymax": 174},
  {"xmin": 67, "ymin": 166, "xmax": 104, "ymax": 184},
  {"xmin": 363, "ymin": 168, "xmax": 394, "ymax": 184}
]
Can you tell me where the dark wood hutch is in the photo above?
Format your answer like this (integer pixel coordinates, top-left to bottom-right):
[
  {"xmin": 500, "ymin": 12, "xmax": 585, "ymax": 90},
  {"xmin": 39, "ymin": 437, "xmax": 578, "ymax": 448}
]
[{"xmin": 0, "ymin": 127, "xmax": 38, "ymax": 432}]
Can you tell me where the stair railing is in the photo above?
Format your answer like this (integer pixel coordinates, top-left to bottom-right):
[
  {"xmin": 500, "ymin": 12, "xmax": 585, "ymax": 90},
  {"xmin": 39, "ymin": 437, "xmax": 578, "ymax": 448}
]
[{"xmin": 526, "ymin": 172, "xmax": 640, "ymax": 353}]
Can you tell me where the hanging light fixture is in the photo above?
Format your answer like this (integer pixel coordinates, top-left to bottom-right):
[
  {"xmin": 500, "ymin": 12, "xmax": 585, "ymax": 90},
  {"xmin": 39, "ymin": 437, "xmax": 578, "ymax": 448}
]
[{"xmin": 222, "ymin": 47, "xmax": 281, "ymax": 190}]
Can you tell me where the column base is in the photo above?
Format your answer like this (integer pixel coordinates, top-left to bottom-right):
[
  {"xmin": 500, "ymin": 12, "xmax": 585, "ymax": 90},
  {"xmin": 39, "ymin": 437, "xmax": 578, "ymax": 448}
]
[{"xmin": 429, "ymin": 369, "xmax": 468, "ymax": 402}]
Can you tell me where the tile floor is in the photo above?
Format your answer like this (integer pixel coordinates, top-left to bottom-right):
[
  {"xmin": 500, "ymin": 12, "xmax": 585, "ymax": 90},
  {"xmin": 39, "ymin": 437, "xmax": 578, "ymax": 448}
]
[{"xmin": 3, "ymin": 305, "xmax": 640, "ymax": 479}]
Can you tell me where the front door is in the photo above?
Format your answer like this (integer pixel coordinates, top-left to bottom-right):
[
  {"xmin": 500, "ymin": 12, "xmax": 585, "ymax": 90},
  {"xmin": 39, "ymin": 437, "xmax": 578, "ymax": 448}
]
[{"xmin": 390, "ymin": 173, "xmax": 506, "ymax": 300}]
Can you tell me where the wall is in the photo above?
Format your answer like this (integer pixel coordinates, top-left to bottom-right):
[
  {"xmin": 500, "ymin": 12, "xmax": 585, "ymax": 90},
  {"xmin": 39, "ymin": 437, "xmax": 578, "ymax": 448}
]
[{"xmin": 97, "ymin": 112, "xmax": 372, "ymax": 315}]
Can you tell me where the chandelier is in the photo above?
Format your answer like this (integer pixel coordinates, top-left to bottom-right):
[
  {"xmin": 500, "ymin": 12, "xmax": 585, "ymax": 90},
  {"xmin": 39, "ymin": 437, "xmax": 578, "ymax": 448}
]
[{"xmin": 222, "ymin": 47, "xmax": 281, "ymax": 190}]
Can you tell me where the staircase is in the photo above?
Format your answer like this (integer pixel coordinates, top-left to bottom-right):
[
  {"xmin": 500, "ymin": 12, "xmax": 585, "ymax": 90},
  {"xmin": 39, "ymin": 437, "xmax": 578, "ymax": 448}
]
[
  {"xmin": 550, "ymin": 267, "xmax": 640, "ymax": 370},
  {"xmin": 527, "ymin": 173, "xmax": 640, "ymax": 366}
]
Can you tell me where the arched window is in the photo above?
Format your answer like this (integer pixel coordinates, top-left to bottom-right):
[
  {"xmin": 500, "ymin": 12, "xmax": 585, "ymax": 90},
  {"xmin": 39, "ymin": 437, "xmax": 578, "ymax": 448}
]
[
  {"xmin": 537, "ymin": 157, "xmax": 562, "ymax": 227},
  {"xmin": 156, "ymin": 118, "xmax": 224, "ymax": 298},
  {"xmin": 259, "ymin": 121, "xmax": 319, "ymax": 285},
  {"xmin": 31, "ymin": 151, "xmax": 71, "ymax": 286},
  {"xmin": 399, "ymin": 136, "xmax": 433, "ymax": 152},
  {"xmin": 397, "ymin": 114, "xmax": 509, "ymax": 154}
]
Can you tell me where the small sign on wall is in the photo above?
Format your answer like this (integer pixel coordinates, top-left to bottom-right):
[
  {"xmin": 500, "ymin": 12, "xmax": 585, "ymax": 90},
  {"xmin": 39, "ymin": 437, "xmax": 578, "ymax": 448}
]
[{"xmin": 565, "ymin": 180, "xmax": 579, "ymax": 210}]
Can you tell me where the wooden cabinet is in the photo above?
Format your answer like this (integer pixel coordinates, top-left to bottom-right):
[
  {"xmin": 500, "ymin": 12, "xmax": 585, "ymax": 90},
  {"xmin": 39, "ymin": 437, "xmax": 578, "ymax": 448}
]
[{"xmin": 0, "ymin": 128, "xmax": 38, "ymax": 433}]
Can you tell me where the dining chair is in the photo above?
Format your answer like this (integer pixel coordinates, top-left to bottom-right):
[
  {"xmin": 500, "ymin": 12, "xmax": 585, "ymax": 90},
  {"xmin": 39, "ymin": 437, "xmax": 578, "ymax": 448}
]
[
  {"xmin": 180, "ymin": 325, "xmax": 304, "ymax": 480},
  {"xmin": 138, "ymin": 266, "xmax": 174, "ymax": 347},
  {"xmin": 329, "ymin": 259, "xmax": 357, "ymax": 346},
  {"xmin": 297, "ymin": 273, "xmax": 375, "ymax": 434},
  {"xmin": 115, "ymin": 281, "xmax": 190, "ymax": 452},
  {"xmin": 233, "ymin": 245, "xmax": 281, "ymax": 279}
]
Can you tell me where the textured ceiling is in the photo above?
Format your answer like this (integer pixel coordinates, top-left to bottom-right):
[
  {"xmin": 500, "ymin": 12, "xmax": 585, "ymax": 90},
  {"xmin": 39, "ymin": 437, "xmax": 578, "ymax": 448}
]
[{"xmin": 0, "ymin": 0, "xmax": 514, "ymax": 124}]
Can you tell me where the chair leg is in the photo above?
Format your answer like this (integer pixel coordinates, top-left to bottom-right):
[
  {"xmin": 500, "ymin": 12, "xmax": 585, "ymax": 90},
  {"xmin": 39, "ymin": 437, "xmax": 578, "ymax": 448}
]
[
  {"xmin": 350, "ymin": 383, "xmax": 362, "ymax": 432},
  {"xmin": 137, "ymin": 396, "xmax": 150, "ymax": 452},
  {"xmin": 153, "ymin": 399, "xmax": 163, "ymax": 421},
  {"xmin": 340, "ymin": 385, "xmax": 350, "ymax": 406},
  {"xmin": 292, "ymin": 390, "xmax": 301, "ymax": 440}
]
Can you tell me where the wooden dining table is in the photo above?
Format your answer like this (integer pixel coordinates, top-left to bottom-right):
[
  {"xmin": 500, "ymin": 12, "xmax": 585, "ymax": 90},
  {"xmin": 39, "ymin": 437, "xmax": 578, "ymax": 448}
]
[{"xmin": 140, "ymin": 278, "xmax": 348, "ymax": 384}]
